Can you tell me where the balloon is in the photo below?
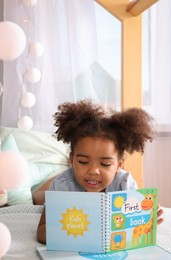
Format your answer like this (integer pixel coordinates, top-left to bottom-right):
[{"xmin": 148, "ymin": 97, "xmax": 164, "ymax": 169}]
[
  {"xmin": 17, "ymin": 116, "xmax": 33, "ymax": 130},
  {"xmin": 0, "ymin": 189, "xmax": 7, "ymax": 206},
  {"xmin": 0, "ymin": 21, "xmax": 26, "ymax": 60},
  {"xmin": 0, "ymin": 222, "xmax": 11, "ymax": 257},
  {"xmin": 29, "ymin": 42, "xmax": 44, "ymax": 57},
  {"xmin": 25, "ymin": 67, "xmax": 41, "ymax": 83},
  {"xmin": 22, "ymin": 0, "xmax": 37, "ymax": 6},
  {"xmin": 0, "ymin": 151, "xmax": 29, "ymax": 190},
  {"xmin": 21, "ymin": 92, "xmax": 36, "ymax": 107}
]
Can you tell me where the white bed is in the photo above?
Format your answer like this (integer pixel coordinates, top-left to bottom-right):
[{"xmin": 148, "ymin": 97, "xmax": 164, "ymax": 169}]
[
  {"xmin": 0, "ymin": 205, "xmax": 171, "ymax": 259},
  {"xmin": 0, "ymin": 205, "xmax": 43, "ymax": 260}
]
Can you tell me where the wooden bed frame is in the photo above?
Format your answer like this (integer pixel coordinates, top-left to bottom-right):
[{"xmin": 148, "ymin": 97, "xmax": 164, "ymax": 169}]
[{"xmin": 95, "ymin": 0, "xmax": 159, "ymax": 188}]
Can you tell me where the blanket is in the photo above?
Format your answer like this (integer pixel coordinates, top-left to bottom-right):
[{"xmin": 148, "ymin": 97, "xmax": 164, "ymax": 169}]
[{"xmin": 0, "ymin": 205, "xmax": 171, "ymax": 259}]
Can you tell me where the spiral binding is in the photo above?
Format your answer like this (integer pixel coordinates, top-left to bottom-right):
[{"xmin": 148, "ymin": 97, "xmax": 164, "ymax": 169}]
[
  {"xmin": 101, "ymin": 193, "xmax": 111, "ymax": 252},
  {"xmin": 105, "ymin": 193, "xmax": 111, "ymax": 252}
]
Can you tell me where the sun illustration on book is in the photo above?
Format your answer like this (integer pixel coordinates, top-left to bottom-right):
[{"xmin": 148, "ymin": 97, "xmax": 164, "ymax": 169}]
[
  {"xmin": 60, "ymin": 207, "xmax": 90, "ymax": 238},
  {"xmin": 113, "ymin": 195, "xmax": 125, "ymax": 209}
]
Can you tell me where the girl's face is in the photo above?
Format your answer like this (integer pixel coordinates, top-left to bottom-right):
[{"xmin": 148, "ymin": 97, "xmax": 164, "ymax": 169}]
[{"xmin": 70, "ymin": 137, "xmax": 123, "ymax": 192}]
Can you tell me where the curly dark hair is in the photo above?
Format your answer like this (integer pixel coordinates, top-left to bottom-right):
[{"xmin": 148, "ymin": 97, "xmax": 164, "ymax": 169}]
[{"xmin": 54, "ymin": 99, "xmax": 155, "ymax": 159}]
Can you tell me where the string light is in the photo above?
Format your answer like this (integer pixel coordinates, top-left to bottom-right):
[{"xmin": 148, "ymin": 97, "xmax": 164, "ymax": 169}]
[{"xmin": 17, "ymin": 0, "xmax": 44, "ymax": 130}]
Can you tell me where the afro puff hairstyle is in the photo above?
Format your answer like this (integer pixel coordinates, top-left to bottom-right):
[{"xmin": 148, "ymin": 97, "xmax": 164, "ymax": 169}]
[{"xmin": 54, "ymin": 99, "xmax": 155, "ymax": 159}]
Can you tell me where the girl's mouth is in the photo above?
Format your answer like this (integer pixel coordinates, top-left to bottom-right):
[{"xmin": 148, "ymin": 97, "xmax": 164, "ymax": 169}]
[{"xmin": 87, "ymin": 180, "xmax": 99, "ymax": 185}]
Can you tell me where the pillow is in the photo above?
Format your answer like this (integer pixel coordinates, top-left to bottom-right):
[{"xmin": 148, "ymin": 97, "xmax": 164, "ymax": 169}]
[
  {"xmin": 0, "ymin": 126, "xmax": 69, "ymax": 164},
  {"xmin": 7, "ymin": 163, "xmax": 60, "ymax": 205},
  {"xmin": 1, "ymin": 132, "xmax": 69, "ymax": 205},
  {"xmin": 1, "ymin": 133, "xmax": 19, "ymax": 152}
]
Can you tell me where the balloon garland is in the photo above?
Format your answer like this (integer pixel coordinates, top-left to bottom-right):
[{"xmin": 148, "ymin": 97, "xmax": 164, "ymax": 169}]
[{"xmin": 17, "ymin": 0, "xmax": 44, "ymax": 130}]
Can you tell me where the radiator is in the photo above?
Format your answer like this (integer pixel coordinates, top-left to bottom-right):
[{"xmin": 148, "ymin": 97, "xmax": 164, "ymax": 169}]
[{"xmin": 143, "ymin": 132, "xmax": 171, "ymax": 208}]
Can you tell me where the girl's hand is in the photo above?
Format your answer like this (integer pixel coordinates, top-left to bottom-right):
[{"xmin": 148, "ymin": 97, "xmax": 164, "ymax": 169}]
[{"xmin": 157, "ymin": 204, "xmax": 164, "ymax": 225}]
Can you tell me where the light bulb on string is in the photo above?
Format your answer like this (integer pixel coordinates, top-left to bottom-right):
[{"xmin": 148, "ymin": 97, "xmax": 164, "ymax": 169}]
[
  {"xmin": 29, "ymin": 42, "xmax": 44, "ymax": 57},
  {"xmin": 21, "ymin": 92, "xmax": 36, "ymax": 108},
  {"xmin": 17, "ymin": 116, "xmax": 33, "ymax": 131},
  {"xmin": 25, "ymin": 67, "xmax": 41, "ymax": 83}
]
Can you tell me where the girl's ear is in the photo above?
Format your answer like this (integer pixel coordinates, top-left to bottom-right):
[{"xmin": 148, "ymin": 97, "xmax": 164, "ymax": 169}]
[{"xmin": 118, "ymin": 158, "xmax": 124, "ymax": 170}]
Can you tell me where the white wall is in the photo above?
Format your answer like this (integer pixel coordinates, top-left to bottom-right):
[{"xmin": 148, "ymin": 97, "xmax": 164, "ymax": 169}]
[{"xmin": 143, "ymin": 134, "xmax": 171, "ymax": 208}]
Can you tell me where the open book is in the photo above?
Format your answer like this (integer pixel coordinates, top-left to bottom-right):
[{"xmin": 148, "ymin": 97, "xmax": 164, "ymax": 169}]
[{"xmin": 45, "ymin": 188, "xmax": 158, "ymax": 253}]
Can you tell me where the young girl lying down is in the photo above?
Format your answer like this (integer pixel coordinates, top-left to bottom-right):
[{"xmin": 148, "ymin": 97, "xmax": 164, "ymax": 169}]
[{"xmin": 34, "ymin": 99, "xmax": 164, "ymax": 244}]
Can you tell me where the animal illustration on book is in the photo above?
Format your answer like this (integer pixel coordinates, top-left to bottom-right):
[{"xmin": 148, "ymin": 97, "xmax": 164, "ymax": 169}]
[
  {"xmin": 113, "ymin": 213, "xmax": 125, "ymax": 228},
  {"xmin": 45, "ymin": 188, "xmax": 158, "ymax": 253},
  {"xmin": 132, "ymin": 192, "xmax": 156, "ymax": 246}
]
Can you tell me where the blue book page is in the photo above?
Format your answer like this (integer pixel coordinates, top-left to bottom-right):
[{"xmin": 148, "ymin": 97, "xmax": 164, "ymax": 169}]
[
  {"xmin": 45, "ymin": 191, "xmax": 105, "ymax": 253},
  {"xmin": 108, "ymin": 188, "xmax": 158, "ymax": 252}
]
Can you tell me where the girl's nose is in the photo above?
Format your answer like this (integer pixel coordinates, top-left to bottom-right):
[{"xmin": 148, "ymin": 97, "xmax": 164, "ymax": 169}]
[{"xmin": 88, "ymin": 167, "xmax": 100, "ymax": 175}]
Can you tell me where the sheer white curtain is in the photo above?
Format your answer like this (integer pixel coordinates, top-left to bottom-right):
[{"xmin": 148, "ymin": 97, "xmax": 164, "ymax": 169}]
[
  {"xmin": 1, "ymin": 0, "xmax": 171, "ymax": 205},
  {"xmin": 142, "ymin": 0, "xmax": 171, "ymax": 207},
  {"xmin": 0, "ymin": 0, "xmax": 121, "ymax": 132},
  {"xmin": 143, "ymin": 0, "xmax": 171, "ymax": 126},
  {"xmin": 1, "ymin": 0, "xmax": 97, "ymax": 131}
]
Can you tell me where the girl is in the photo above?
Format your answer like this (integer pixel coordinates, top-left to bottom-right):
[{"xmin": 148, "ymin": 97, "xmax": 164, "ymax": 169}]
[{"xmin": 36, "ymin": 99, "xmax": 164, "ymax": 244}]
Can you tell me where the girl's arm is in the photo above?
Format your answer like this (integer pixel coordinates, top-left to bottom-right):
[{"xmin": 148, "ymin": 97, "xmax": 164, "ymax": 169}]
[
  {"xmin": 33, "ymin": 177, "xmax": 56, "ymax": 205},
  {"xmin": 37, "ymin": 207, "xmax": 46, "ymax": 244}
]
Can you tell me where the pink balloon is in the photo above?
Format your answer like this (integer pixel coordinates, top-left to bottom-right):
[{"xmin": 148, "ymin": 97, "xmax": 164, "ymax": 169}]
[
  {"xmin": 0, "ymin": 222, "xmax": 11, "ymax": 257},
  {"xmin": 0, "ymin": 189, "xmax": 7, "ymax": 206},
  {"xmin": 0, "ymin": 151, "xmax": 29, "ymax": 190}
]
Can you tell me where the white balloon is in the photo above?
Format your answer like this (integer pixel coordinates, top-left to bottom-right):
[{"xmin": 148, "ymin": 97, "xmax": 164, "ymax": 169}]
[
  {"xmin": 29, "ymin": 42, "xmax": 44, "ymax": 57},
  {"xmin": 17, "ymin": 116, "xmax": 33, "ymax": 131},
  {"xmin": 0, "ymin": 222, "xmax": 11, "ymax": 257},
  {"xmin": 25, "ymin": 67, "xmax": 41, "ymax": 83},
  {"xmin": 21, "ymin": 92, "xmax": 36, "ymax": 107},
  {"xmin": 22, "ymin": 0, "xmax": 37, "ymax": 7},
  {"xmin": 0, "ymin": 21, "xmax": 26, "ymax": 60}
]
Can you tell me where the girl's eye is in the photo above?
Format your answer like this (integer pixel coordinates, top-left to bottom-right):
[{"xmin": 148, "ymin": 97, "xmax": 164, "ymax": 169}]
[
  {"xmin": 78, "ymin": 161, "xmax": 88, "ymax": 165},
  {"xmin": 101, "ymin": 163, "xmax": 111, "ymax": 167}
]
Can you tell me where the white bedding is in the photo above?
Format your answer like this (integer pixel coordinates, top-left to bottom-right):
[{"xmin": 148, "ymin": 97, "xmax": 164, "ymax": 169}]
[
  {"xmin": 0, "ymin": 205, "xmax": 171, "ymax": 259},
  {"xmin": 0, "ymin": 205, "xmax": 43, "ymax": 260}
]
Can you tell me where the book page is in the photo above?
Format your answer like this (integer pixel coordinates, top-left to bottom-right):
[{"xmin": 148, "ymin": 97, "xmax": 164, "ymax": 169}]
[
  {"xmin": 45, "ymin": 191, "xmax": 106, "ymax": 253},
  {"xmin": 107, "ymin": 188, "xmax": 158, "ymax": 252}
]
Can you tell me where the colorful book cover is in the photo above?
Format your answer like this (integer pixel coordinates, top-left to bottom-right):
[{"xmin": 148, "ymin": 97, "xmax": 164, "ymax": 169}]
[{"xmin": 45, "ymin": 188, "xmax": 158, "ymax": 253}]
